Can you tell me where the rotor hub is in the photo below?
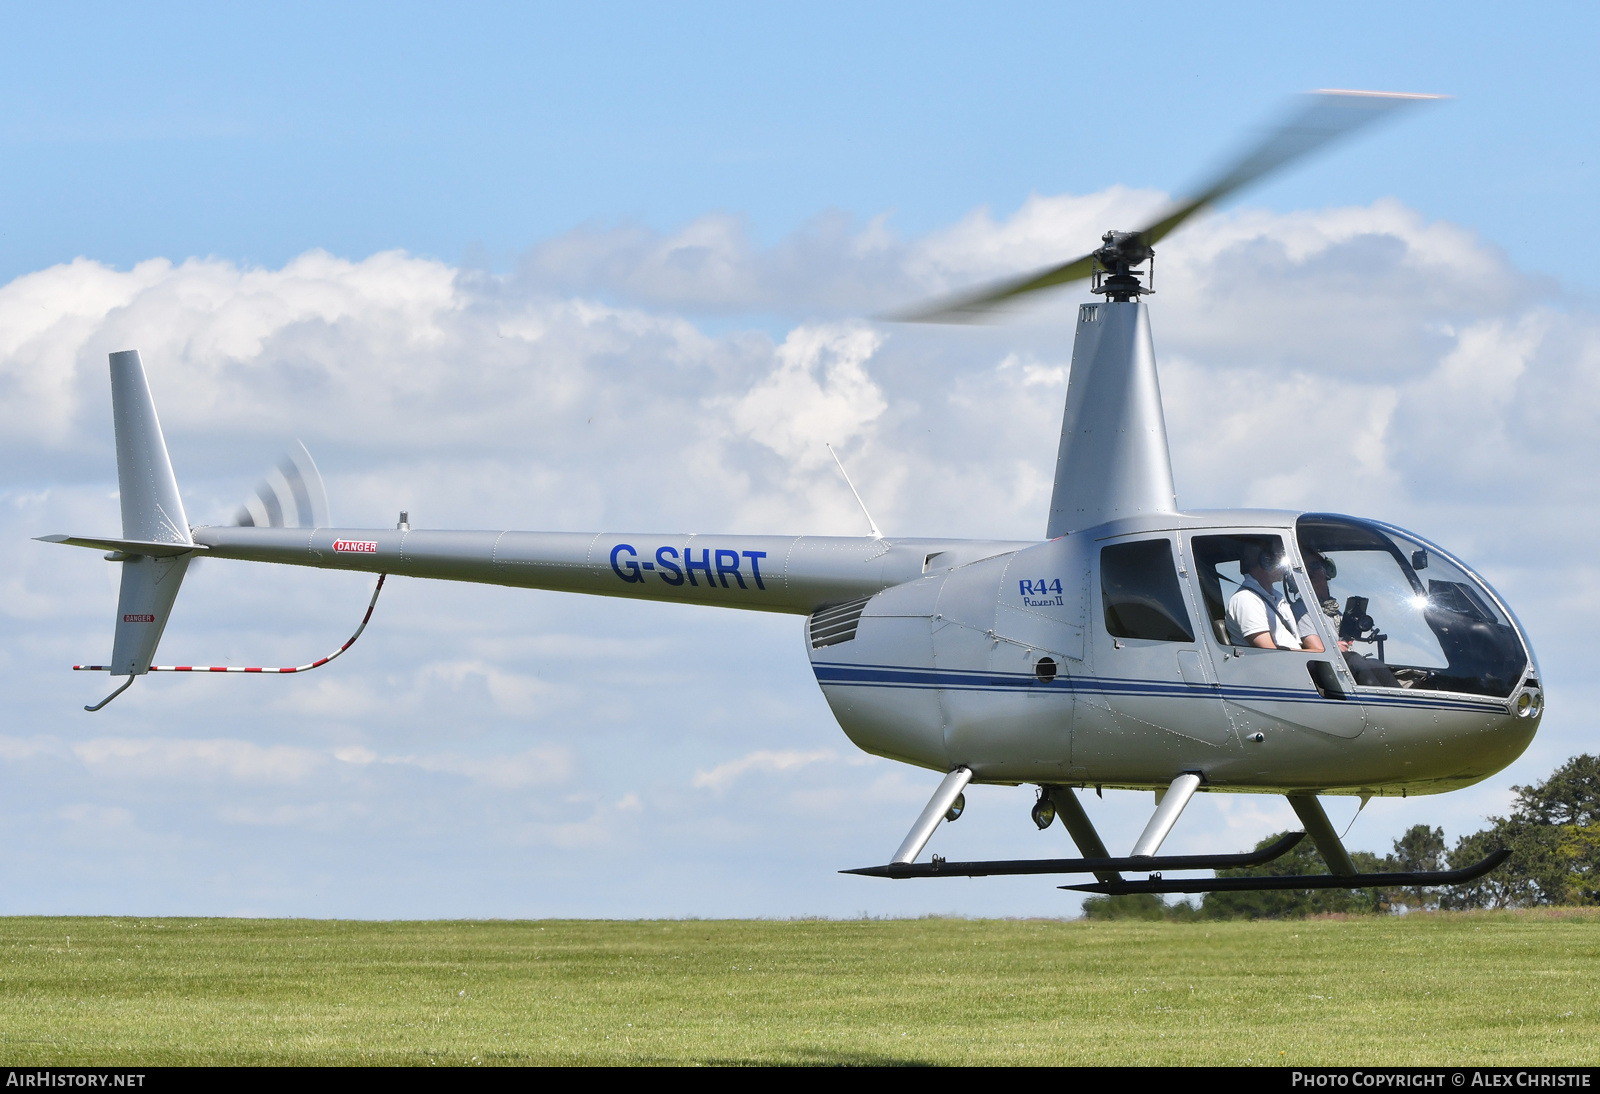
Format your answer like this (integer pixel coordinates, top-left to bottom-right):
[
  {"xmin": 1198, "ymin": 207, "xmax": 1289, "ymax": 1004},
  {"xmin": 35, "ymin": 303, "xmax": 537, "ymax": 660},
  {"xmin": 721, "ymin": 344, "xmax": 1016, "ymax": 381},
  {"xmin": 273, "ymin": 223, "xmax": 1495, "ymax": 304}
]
[{"xmin": 1090, "ymin": 231, "xmax": 1154, "ymax": 301}]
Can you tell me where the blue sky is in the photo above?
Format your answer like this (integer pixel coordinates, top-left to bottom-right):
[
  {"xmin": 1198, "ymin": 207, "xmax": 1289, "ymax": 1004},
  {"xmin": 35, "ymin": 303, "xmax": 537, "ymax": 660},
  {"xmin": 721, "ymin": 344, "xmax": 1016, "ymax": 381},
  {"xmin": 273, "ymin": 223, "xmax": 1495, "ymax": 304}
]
[
  {"xmin": 3, "ymin": 3, "xmax": 1598, "ymax": 288},
  {"xmin": 3, "ymin": 4, "xmax": 1598, "ymax": 919}
]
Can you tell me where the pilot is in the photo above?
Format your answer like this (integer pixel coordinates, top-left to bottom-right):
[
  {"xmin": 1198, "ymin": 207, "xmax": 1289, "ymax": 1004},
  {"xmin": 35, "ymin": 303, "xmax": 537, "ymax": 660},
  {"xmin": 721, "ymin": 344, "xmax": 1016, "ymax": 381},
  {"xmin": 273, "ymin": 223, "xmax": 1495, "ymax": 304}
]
[
  {"xmin": 1304, "ymin": 552, "xmax": 1347, "ymax": 650},
  {"xmin": 1226, "ymin": 544, "xmax": 1323, "ymax": 651},
  {"xmin": 1304, "ymin": 550, "xmax": 1400, "ymax": 687}
]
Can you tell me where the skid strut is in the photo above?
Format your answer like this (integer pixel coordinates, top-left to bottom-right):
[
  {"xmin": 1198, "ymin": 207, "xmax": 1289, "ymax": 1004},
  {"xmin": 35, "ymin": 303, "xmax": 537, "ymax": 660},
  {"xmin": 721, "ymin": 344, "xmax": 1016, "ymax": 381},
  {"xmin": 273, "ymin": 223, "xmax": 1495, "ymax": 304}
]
[
  {"xmin": 888, "ymin": 767, "xmax": 974, "ymax": 865},
  {"xmin": 1047, "ymin": 785, "xmax": 1122, "ymax": 883},
  {"xmin": 1130, "ymin": 773, "xmax": 1203, "ymax": 857}
]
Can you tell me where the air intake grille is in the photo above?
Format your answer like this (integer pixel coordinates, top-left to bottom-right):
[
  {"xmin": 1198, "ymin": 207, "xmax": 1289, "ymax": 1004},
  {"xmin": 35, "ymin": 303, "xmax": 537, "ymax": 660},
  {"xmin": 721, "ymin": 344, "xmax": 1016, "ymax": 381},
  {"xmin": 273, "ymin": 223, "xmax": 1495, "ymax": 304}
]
[{"xmin": 809, "ymin": 596, "xmax": 872, "ymax": 649}]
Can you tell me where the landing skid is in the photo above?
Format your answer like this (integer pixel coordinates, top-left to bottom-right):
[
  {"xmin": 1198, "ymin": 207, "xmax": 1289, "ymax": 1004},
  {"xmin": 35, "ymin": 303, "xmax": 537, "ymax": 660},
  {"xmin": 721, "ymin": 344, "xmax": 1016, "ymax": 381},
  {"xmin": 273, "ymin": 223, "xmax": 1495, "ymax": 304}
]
[
  {"xmin": 844, "ymin": 831, "xmax": 1306, "ymax": 879},
  {"xmin": 855, "ymin": 777, "xmax": 1510, "ymax": 895},
  {"xmin": 1061, "ymin": 848, "xmax": 1512, "ymax": 895}
]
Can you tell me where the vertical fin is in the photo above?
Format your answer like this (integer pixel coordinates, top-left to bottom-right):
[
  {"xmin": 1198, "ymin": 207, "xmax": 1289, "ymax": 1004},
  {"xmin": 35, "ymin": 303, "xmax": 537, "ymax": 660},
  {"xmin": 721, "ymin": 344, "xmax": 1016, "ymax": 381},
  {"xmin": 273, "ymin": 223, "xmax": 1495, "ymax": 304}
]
[
  {"xmin": 106, "ymin": 351, "xmax": 194, "ymax": 677},
  {"xmin": 111, "ymin": 350, "xmax": 191, "ymax": 546}
]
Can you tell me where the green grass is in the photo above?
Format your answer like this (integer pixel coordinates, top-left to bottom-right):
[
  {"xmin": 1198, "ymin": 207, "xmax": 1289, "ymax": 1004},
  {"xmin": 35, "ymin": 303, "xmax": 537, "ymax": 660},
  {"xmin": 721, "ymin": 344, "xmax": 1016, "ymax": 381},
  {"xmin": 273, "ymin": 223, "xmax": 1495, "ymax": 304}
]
[{"xmin": 0, "ymin": 911, "xmax": 1596, "ymax": 1065}]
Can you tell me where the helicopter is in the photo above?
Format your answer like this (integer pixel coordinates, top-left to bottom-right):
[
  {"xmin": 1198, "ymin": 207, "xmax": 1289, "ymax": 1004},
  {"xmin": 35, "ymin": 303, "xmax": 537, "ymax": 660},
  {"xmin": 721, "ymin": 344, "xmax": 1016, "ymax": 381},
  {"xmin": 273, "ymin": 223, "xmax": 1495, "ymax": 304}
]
[{"xmin": 40, "ymin": 90, "xmax": 1536, "ymax": 896}]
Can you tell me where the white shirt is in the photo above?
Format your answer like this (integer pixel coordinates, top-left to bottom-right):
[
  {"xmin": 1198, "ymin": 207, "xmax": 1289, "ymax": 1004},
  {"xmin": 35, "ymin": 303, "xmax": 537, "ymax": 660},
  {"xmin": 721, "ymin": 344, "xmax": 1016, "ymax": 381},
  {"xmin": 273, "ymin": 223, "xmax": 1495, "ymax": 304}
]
[
  {"xmin": 1295, "ymin": 599, "xmax": 1318, "ymax": 641},
  {"xmin": 1226, "ymin": 574, "xmax": 1299, "ymax": 649}
]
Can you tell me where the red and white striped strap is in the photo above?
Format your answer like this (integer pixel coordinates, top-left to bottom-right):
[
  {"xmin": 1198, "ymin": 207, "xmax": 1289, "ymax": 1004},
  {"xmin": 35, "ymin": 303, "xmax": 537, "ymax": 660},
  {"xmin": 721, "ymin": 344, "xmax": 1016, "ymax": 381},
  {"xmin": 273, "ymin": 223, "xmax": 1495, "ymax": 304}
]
[{"xmin": 75, "ymin": 574, "xmax": 387, "ymax": 674}]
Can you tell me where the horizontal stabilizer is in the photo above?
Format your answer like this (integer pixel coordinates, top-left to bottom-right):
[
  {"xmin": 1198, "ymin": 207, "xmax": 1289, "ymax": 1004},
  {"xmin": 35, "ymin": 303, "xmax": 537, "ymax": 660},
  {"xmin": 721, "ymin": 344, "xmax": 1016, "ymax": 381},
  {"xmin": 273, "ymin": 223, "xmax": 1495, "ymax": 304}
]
[{"xmin": 37, "ymin": 534, "xmax": 207, "ymax": 558}]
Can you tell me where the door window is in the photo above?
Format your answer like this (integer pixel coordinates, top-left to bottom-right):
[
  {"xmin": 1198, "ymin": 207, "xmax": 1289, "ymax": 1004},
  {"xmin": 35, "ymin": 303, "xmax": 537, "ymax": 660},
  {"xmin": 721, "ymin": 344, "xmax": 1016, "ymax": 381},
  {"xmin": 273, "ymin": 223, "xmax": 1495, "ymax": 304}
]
[
  {"xmin": 1191, "ymin": 534, "xmax": 1323, "ymax": 652},
  {"xmin": 1100, "ymin": 539, "xmax": 1194, "ymax": 642}
]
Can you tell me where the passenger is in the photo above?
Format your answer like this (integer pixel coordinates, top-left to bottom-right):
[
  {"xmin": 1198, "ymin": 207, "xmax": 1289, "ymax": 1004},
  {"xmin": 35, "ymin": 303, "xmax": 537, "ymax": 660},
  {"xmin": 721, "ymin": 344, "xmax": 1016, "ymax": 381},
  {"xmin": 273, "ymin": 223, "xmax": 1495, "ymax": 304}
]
[
  {"xmin": 1287, "ymin": 572, "xmax": 1326, "ymax": 654},
  {"xmin": 1226, "ymin": 544, "xmax": 1323, "ymax": 651},
  {"xmin": 1304, "ymin": 550, "xmax": 1401, "ymax": 688}
]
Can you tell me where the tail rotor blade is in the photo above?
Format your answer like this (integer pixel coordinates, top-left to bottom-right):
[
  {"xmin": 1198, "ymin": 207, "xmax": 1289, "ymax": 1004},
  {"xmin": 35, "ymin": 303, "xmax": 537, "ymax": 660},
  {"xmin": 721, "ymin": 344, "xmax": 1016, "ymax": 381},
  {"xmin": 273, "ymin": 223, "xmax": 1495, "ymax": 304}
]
[
  {"xmin": 281, "ymin": 439, "xmax": 331, "ymax": 528},
  {"xmin": 231, "ymin": 440, "xmax": 333, "ymax": 528}
]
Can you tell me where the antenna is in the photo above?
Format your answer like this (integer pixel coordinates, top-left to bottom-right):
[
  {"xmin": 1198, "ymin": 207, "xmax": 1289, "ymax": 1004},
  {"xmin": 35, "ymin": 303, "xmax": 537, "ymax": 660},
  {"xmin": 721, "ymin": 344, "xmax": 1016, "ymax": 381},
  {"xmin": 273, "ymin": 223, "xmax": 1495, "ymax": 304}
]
[{"xmin": 826, "ymin": 443, "xmax": 883, "ymax": 540}]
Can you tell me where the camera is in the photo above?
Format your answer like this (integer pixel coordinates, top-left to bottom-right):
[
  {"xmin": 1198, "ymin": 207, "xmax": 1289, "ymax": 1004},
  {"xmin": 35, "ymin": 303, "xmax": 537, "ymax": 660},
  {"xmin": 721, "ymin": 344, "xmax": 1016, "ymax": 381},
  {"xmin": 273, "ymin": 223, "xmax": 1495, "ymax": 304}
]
[{"xmin": 1339, "ymin": 596, "xmax": 1375, "ymax": 641}]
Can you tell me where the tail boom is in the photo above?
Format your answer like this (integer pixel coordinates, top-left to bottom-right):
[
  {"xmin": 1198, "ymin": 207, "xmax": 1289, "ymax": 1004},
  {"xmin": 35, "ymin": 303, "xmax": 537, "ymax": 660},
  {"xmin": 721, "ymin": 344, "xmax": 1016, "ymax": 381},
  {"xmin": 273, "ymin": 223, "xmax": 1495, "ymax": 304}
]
[{"xmin": 190, "ymin": 526, "xmax": 1031, "ymax": 615}]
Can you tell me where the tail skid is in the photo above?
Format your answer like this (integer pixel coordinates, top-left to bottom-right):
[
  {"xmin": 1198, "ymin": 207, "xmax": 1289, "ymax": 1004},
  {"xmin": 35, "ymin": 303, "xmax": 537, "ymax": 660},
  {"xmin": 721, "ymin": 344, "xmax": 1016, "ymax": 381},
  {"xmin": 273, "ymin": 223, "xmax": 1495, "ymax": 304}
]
[
  {"xmin": 84, "ymin": 675, "xmax": 135, "ymax": 712},
  {"xmin": 74, "ymin": 574, "xmax": 387, "ymax": 678}
]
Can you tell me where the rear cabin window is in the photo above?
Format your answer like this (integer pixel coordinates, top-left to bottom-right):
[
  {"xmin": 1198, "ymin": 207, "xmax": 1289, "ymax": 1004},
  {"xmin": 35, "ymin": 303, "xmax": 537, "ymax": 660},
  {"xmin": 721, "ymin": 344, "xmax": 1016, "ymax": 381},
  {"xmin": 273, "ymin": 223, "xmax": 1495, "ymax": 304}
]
[{"xmin": 1100, "ymin": 540, "xmax": 1194, "ymax": 642}]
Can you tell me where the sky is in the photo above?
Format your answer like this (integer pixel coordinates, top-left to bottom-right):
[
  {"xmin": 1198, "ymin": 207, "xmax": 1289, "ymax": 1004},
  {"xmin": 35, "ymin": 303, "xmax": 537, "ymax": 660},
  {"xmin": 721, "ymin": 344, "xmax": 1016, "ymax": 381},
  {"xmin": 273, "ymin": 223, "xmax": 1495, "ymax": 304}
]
[{"xmin": 3, "ymin": 3, "xmax": 1599, "ymax": 918}]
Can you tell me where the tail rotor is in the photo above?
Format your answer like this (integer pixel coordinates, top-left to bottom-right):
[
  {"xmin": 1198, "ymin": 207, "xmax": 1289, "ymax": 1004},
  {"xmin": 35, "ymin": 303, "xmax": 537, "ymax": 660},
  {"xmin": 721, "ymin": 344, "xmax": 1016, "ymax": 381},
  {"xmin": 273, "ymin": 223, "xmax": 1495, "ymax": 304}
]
[{"xmin": 234, "ymin": 439, "xmax": 330, "ymax": 529}]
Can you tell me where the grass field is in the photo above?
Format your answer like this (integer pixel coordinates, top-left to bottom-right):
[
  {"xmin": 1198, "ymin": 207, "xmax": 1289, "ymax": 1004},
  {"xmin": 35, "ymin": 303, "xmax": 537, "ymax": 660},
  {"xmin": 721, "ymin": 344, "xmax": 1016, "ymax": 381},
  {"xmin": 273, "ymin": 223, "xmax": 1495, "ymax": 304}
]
[{"xmin": 0, "ymin": 911, "xmax": 1596, "ymax": 1066}]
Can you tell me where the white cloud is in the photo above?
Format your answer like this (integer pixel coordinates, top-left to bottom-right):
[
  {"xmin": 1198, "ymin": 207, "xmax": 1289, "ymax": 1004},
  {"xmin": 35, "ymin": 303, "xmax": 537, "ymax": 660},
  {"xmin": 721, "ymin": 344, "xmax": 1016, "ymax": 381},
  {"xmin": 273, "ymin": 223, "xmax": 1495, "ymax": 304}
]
[
  {"xmin": 8, "ymin": 732, "xmax": 571, "ymax": 792},
  {"xmin": 59, "ymin": 803, "xmax": 135, "ymax": 828},
  {"xmin": 693, "ymin": 748, "xmax": 837, "ymax": 791},
  {"xmin": 0, "ymin": 735, "xmax": 71, "ymax": 761},
  {"xmin": 5, "ymin": 185, "xmax": 1599, "ymax": 916},
  {"xmin": 726, "ymin": 323, "xmax": 885, "ymax": 467},
  {"xmin": 216, "ymin": 803, "xmax": 340, "ymax": 827},
  {"xmin": 412, "ymin": 659, "xmax": 557, "ymax": 712},
  {"xmin": 380, "ymin": 745, "xmax": 573, "ymax": 790},
  {"xmin": 71, "ymin": 737, "xmax": 328, "ymax": 783}
]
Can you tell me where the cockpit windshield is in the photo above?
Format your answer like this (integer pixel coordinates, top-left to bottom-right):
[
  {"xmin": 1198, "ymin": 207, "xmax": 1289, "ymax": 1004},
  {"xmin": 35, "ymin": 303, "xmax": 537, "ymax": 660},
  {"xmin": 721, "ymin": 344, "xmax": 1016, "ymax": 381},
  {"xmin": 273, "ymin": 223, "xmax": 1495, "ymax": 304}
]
[{"xmin": 1296, "ymin": 515, "xmax": 1528, "ymax": 697}]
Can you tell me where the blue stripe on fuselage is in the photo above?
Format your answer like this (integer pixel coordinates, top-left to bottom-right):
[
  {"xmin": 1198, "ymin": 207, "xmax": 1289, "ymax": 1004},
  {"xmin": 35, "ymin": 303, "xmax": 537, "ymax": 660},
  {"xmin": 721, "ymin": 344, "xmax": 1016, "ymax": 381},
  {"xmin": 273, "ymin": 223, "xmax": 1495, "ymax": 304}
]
[{"xmin": 808, "ymin": 661, "xmax": 1502, "ymax": 714}]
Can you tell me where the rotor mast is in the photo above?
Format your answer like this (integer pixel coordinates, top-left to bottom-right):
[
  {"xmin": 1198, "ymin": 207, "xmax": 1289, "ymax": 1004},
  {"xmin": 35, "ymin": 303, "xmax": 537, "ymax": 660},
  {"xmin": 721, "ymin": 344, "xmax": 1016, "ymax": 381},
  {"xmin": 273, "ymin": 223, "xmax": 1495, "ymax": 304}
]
[{"xmin": 1045, "ymin": 298, "xmax": 1176, "ymax": 536}]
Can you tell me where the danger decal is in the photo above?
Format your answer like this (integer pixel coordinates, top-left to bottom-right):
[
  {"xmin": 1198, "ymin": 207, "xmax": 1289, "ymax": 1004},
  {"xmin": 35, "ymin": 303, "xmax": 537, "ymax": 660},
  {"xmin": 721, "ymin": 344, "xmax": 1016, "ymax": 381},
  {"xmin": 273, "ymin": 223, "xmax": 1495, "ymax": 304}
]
[{"xmin": 333, "ymin": 540, "xmax": 378, "ymax": 554}]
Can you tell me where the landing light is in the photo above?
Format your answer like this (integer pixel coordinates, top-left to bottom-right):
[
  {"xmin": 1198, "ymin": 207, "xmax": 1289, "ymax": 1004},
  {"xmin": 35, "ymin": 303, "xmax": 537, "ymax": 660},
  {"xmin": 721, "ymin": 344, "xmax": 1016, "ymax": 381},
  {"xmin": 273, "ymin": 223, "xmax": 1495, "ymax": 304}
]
[
  {"xmin": 1031, "ymin": 793, "xmax": 1056, "ymax": 830},
  {"xmin": 944, "ymin": 793, "xmax": 966, "ymax": 823},
  {"xmin": 1516, "ymin": 693, "xmax": 1533, "ymax": 717}
]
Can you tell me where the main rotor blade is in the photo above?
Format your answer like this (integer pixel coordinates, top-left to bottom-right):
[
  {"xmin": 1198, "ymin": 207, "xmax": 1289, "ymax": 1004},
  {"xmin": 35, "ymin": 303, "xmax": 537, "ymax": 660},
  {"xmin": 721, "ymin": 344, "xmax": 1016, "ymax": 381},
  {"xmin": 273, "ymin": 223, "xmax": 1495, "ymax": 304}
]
[
  {"xmin": 896, "ymin": 89, "xmax": 1443, "ymax": 323},
  {"xmin": 889, "ymin": 252, "xmax": 1097, "ymax": 323},
  {"xmin": 1140, "ymin": 89, "xmax": 1444, "ymax": 249}
]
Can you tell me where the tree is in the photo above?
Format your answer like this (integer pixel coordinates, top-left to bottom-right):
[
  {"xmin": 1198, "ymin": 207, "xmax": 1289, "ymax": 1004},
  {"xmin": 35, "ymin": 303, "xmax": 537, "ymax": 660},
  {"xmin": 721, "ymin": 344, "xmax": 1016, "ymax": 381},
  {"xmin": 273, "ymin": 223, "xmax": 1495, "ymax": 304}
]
[
  {"xmin": 1081, "ymin": 893, "xmax": 1168, "ymax": 921},
  {"xmin": 1081, "ymin": 892, "xmax": 1205, "ymax": 921},
  {"xmin": 1441, "ymin": 754, "xmax": 1600, "ymax": 909},
  {"xmin": 1199, "ymin": 833, "xmax": 1389, "ymax": 920},
  {"xmin": 1392, "ymin": 824, "xmax": 1446, "ymax": 910},
  {"xmin": 1086, "ymin": 757, "xmax": 1599, "ymax": 919},
  {"xmin": 1512, "ymin": 754, "xmax": 1600, "ymax": 828}
]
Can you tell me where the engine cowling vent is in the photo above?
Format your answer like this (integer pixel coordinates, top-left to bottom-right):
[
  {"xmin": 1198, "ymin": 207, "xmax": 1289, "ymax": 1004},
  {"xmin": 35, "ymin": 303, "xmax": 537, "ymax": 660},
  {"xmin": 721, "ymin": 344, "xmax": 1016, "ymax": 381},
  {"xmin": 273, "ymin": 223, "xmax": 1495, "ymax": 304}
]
[{"xmin": 809, "ymin": 596, "xmax": 872, "ymax": 649}]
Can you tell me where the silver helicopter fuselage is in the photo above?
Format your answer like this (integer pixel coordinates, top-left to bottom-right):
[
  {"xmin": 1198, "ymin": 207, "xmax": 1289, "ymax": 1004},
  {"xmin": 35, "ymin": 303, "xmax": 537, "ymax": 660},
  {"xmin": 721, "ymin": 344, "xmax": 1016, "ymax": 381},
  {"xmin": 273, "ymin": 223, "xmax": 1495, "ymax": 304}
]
[
  {"xmin": 51, "ymin": 91, "xmax": 1513, "ymax": 884},
  {"xmin": 168, "ymin": 300, "xmax": 1539, "ymax": 799}
]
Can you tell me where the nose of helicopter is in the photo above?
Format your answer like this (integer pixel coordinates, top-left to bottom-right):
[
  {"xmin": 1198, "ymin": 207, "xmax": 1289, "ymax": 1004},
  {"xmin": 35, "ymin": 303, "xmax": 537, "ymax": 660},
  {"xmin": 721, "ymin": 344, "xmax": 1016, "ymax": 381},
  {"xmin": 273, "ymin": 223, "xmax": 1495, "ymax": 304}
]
[{"xmin": 1390, "ymin": 696, "xmax": 1542, "ymax": 793}]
